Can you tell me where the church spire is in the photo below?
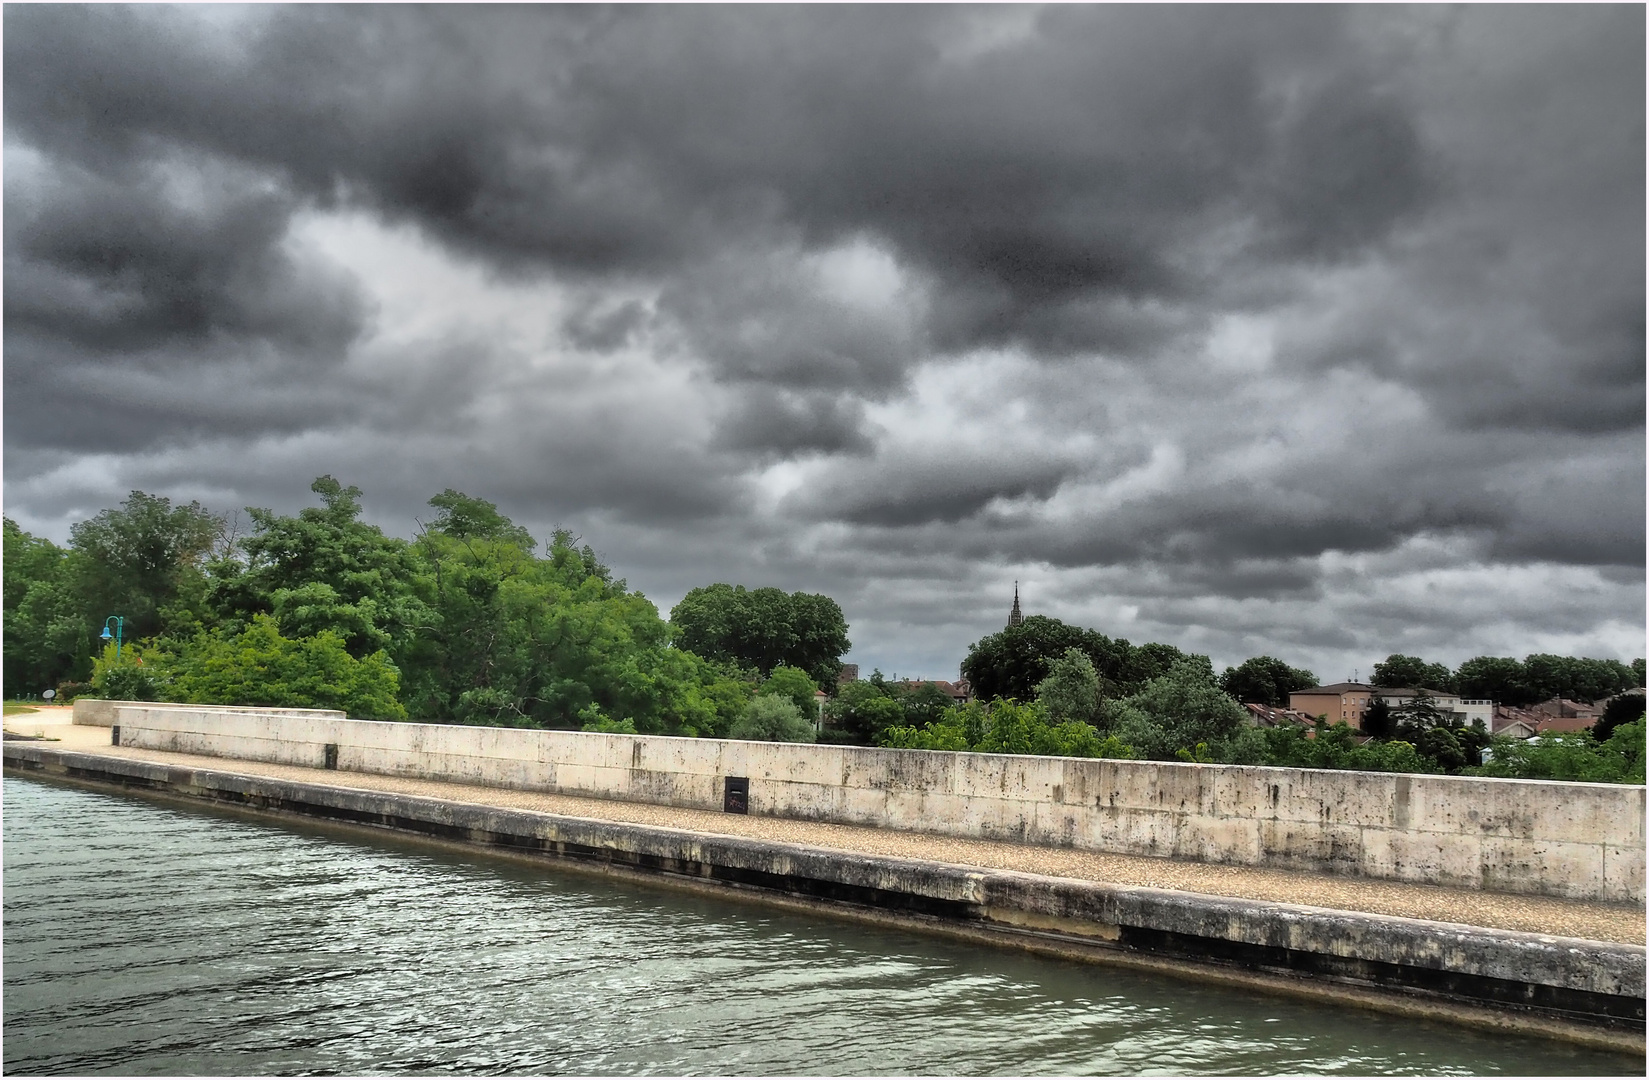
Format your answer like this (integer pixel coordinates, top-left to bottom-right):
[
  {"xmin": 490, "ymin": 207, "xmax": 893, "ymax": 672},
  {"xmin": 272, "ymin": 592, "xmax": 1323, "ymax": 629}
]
[{"xmin": 1008, "ymin": 581, "xmax": 1023, "ymax": 628}]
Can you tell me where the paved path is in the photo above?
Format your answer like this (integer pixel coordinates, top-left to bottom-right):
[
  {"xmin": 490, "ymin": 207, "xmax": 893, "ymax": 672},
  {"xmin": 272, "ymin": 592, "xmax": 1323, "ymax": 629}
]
[{"xmin": 8, "ymin": 714, "xmax": 1643, "ymax": 945}]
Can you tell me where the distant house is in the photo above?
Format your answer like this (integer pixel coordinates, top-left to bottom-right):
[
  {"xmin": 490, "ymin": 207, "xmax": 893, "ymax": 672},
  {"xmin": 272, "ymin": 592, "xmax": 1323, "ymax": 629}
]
[
  {"xmin": 1373, "ymin": 688, "xmax": 1493, "ymax": 730},
  {"xmin": 1288, "ymin": 683, "xmax": 1376, "ymax": 727},
  {"xmin": 836, "ymin": 664, "xmax": 860, "ymax": 685},
  {"xmin": 1241, "ymin": 703, "xmax": 1316, "ymax": 728},
  {"xmin": 891, "ymin": 678, "xmax": 973, "ymax": 704}
]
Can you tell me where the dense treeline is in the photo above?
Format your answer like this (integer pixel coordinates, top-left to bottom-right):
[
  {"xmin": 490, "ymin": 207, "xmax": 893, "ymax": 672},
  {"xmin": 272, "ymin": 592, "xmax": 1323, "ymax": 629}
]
[
  {"xmin": 946, "ymin": 617, "xmax": 1643, "ymax": 783},
  {"xmin": 4, "ymin": 480, "xmax": 1642, "ymax": 783},
  {"xmin": 1370, "ymin": 652, "xmax": 1643, "ymax": 705},
  {"xmin": 4, "ymin": 479, "xmax": 838, "ymax": 738}
]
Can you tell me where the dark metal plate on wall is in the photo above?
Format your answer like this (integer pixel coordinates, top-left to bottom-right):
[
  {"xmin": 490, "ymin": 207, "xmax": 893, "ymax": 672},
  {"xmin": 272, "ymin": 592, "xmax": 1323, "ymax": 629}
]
[{"xmin": 724, "ymin": 776, "xmax": 749, "ymax": 814}]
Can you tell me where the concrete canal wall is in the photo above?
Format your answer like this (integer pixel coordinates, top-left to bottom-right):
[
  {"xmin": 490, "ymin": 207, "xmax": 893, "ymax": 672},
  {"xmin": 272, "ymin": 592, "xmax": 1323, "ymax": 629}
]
[
  {"xmin": 77, "ymin": 701, "xmax": 1646, "ymax": 903},
  {"xmin": 5, "ymin": 742, "xmax": 1644, "ymax": 1046}
]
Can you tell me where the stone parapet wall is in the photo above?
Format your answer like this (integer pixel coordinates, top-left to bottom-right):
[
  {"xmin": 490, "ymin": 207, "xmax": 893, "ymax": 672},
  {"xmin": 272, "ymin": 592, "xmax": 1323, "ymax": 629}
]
[
  {"xmin": 97, "ymin": 702, "xmax": 1645, "ymax": 903},
  {"xmin": 72, "ymin": 699, "xmax": 345, "ymax": 727}
]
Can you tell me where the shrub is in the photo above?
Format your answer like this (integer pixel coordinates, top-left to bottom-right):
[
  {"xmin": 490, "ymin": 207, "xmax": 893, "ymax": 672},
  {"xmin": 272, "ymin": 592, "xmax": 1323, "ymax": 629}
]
[
  {"xmin": 160, "ymin": 614, "xmax": 406, "ymax": 720},
  {"xmin": 728, "ymin": 693, "xmax": 816, "ymax": 743},
  {"xmin": 1470, "ymin": 720, "xmax": 1644, "ymax": 785},
  {"xmin": 879, "ymin": 698, "xmax": 1134, "ymax": 759}
]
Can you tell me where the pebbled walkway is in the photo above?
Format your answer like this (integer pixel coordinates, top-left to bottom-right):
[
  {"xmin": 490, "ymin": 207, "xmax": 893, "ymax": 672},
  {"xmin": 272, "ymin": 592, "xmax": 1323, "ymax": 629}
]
[{"xmin": 8, "ymin": 713, "xmax": 1644, "ymax": 946}]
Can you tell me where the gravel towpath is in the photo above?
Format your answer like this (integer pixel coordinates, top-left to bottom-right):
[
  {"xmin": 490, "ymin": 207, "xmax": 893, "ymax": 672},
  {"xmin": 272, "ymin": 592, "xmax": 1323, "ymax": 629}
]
[{"xmin": 9, "ymin": 716, "xmax": 1643, "ymax": 945}]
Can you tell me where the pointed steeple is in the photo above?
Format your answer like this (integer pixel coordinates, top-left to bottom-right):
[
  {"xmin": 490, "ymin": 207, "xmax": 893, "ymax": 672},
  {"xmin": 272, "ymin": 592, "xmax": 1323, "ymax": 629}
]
[{"xmin": 1008, "ymin": 581, "xmax": 1023, "ymax": 628}]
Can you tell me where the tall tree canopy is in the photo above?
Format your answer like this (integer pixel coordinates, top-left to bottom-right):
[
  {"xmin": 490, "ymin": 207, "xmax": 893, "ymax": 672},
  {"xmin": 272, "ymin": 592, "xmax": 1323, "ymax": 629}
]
[
  {"xmin": 962, "ymin": 615, "xmax": 1188, "ymax": 704},
  {"xmin": 668, "ymin": 584, "xmax": 850, "ymax": 686},
  {"xmin": 1370, "ymin": 654, "xmax": 1458, "ymax": 693},
  {"xmin": 1219, "ymin": 656, "xmax": 1318, "ymax": 707}
]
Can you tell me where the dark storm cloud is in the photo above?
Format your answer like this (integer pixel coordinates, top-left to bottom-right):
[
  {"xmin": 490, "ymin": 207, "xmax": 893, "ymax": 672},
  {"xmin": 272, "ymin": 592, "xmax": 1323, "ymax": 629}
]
[
  {"xmin": 8, "ymin": 6, "xmax": 1441, "ymax": 372},
  {"xmin": 3, "ymin": 5, "xmax": 1643, "ymax": 679}
]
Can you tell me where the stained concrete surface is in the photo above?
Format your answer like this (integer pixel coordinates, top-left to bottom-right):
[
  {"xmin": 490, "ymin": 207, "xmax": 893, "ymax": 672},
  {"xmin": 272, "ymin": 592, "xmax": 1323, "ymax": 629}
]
[{"xmin": 10, "ymin": 714, "xmax": 1644, "ymax": 946}]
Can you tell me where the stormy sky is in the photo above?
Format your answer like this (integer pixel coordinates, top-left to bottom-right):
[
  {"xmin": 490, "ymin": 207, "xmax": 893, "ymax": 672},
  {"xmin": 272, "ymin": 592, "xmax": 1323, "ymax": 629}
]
[{"xmin": 5, "ymin": 5, "xmax": 1644, "ymax": 683}]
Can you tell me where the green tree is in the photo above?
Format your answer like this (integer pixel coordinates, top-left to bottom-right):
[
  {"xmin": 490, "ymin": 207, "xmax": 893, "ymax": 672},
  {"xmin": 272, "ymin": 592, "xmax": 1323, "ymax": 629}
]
[
  {"xmin": 890, "ymin": 681, "xmax": 957, "ymax": 729},
  {"xmin": 3, "ymin": 518, "xmax": 88, "ymax": 692},
  {"xmin": 728, "ymin": 693, "xmax": 816, "ymax": 743},
  {"xmin": 1390, "ymin": 690, "xmax": 1453, "ymax": 732},
  {"xmin": 1218, "ymin": 655, "xmax": 1317, "ymax": 707},
  {"xmin": 963, "ymin": 616, "xmax": 1090, "ymax": 703},
  {"xmin": 669, "ymin": 584, "xmax": 850, "ymax": 686},
  {"xmin": 1107, "ymin": 658, "xmax": 1249, "ymax": 761},
  {"xmin": 760, "ymin": 664, "xmax": 820, "ymax": 725},
  {"xmin": 879, "ymin": 698, "xmax": 1133, "ymax": 759},
  {"xmin": 1370, "ymin": 654, "xmax": 1456, "ymax": 693},
  {"xmin": 140, "ymin": 614, "xmax": 406, "ymax": 719},
  {"xmin": 69, "ymin": 491, "xmax": 223, "ymax": 643},
  {"xmin": 1261, "ymin": 721, "xmax": 1433, "ymax": 774},
  {"xmin": 962, "ymin": 615, "xmax": 1188, "ymax": 704},
  {"xmin": 225, "ymin": 476, "xmax": 428, "ymax": 660},
  {"xmin": 1471, "ymin": 721, "xmax": 1644, "ymax": 785},
  {"xmin": 1359, "ymin": 696, "xmax": 1396, "ymax": 739},
  {"xmin": 1521, "ymin": 654, "xmax": 1637, "ymax": 703},
  {"xmin": 1035, "ymin": 648, "xmax": 1103, "ymax": 725},
  {"xmin": 1455, "ymin": 656, "xmax": 1535, "ymax": 707},
  {"xmin": 1593, "ymin": 693, "xmax": 1646, "ymax": 743},
  {"xmin": 425, "ymin": 489, "xmax": 535, "ymax": 549},
  {"xmin": 824, "ymin": 679, "xmax": 907, "ymax": 744}
]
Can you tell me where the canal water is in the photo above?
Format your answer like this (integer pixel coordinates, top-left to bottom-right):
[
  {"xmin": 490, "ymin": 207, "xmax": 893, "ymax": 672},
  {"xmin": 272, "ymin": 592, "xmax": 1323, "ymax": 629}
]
[{"xmin": 2, "ymin": 775, "xmax": 1638, "ymax": 1076}]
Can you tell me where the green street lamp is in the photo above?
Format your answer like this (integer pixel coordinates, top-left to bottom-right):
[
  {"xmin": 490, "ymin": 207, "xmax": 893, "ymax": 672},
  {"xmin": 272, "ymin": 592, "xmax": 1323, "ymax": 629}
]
[{"xmin": 100, "ymin": 616, "xmax": 125, "ymax": 661}]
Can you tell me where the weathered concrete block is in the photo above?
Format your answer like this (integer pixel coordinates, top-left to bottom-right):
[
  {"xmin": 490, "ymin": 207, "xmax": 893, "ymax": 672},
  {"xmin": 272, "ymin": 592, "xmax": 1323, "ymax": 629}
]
[
  {"xmin": 1516, "ymin": 781, "xmax": 1644, "ymax": 848},
  {"xmin": 1603, "ymin": 843, "xmax": 1647, "ymax": 904},
  {"xmin": 1261, "ymin": 768, "xmax": 1394, "ymax": 829},
  {"xmin": 1257, "ymin": 819, "xmax": 1365, "ymax": 871},
  {"xmin": 955, "ymin": 753, "xmax": 1010, "ymax": 797},
  {"xmin": 1365, "ymin": 829, "xmax": 1483, "ymax": 889},
  {"xmin": 1094, "ymin": 805, "xmax": 1178, "ymax": 858},
  {"xmin": 1033, "ymin": 800, "xmax": 1083, "ymax": 847},
  {"xmin": 881, "ymin": 748, "xmax": 957, "ymax": 794},
  {"xmin": 764, "ymin": 777, "xmax": 843, "ymax": 820},
  {"xmin": 1058, "ymin": 757, "xmax": 1107, "ymax": 806},
  {"xmin": 1408, "ymin": 775, "xmax": 1542, "ymax": 841},
  {"xmin": 1173, "ymin": 815, "xmax": 1262, "ymax": 865},
  {"xmin": 1480, "ymin": 837, "xmax": 1604, "ymax": 899},
  {"xmin": 839, "ymin": 782, "xmax": 888, "ymax": 824}
]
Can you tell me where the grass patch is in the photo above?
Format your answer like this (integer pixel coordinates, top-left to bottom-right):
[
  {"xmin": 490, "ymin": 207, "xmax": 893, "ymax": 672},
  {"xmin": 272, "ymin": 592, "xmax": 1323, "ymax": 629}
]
[{"xmin": 4, "ymin": 702, "xmax": 41, "ymax": 715}]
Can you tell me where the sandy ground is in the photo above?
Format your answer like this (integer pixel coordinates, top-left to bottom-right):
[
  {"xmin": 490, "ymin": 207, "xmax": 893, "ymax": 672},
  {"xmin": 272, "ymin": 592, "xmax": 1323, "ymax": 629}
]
[{"xmin": 7, "ymin": 713, "xmax": 1643, "ymax": 945}]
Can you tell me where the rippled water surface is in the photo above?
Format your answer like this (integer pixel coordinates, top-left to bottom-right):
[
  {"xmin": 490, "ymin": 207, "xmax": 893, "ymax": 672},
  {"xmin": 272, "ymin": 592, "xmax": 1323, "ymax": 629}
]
[{"xmin": 2, "ymin": 775, "xmax": 1638, "ymax": 1076}]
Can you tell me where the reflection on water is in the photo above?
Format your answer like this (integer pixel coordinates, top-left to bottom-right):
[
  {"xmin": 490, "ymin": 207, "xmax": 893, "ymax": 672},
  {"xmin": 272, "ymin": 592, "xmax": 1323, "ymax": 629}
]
[{"xmin": 2, "ymin": 775, "xmax": 1638, "ymax": 1076}]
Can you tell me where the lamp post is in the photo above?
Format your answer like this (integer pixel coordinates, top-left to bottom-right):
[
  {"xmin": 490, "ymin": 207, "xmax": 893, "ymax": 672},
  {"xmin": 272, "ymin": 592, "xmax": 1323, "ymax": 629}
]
[{"xmin": 100, "ymin": 616, "xmax": 125, "ymax": 661}]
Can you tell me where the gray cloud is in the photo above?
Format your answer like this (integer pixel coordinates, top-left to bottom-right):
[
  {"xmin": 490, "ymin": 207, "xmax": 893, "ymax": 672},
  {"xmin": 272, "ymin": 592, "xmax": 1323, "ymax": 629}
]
[{"xmin": 4, "ymin": 5, "xmax": 1642, "ymax": 682}]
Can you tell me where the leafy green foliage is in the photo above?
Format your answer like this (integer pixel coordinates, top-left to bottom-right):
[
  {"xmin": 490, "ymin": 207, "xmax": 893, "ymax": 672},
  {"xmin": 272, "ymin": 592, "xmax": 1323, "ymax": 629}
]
[
  {"xmin": 128, "ymin": 615, "xmax": 407, "ymax": 720},
  {"xmin": 1594, "ymin": 694, "xmax": 1646, "ymax": 743},
  {"xmin": 1105, "ymin": 659, "xmax": 1249, "ymax": 761},
  {"xmin": 1218, "ymin": 655, "xmax": 1317, "ymax": 707},
  {"xmin": 669, "ymin": 584, "xmax": 850, "ymax": 685},
  {"xmin": 90, "ymin": 643, "xmax": 162, "ymax": 702},
  {"xmin": 879, "ymin": 698, "xmax": 1133, "ymax": 759},
  {"xmin": 1259, "ymin": 722, "xmax": 1434, "ymax": 774},
  {"xmin": 1034, "ymin": 648, "xmax": 1103, "ymax": 726},
  {"xmin": 728, "ymin": 693, "xmax": 816, "ymax": 743},
  {"xmin": 760, "ymin": 665, "xmax": 820, "ymax": 724},
  {"xmin": 823, "ymin": 679, "xmax": 907, "ymax": 744},
  {"xmin": 962, "ymin": 615, "xmax": 1188, "ymax": 704},
  {"xmin": 226, "ymin": 476, "xmax": 427, "ymax": 659},
  {"xmin": 3, "ymin": 518, "xmax": 88, "ymax": 694},
  {"xmin": 1449, "ymin": 653, "xmax": 1638, "ymax": 707},
  {"xmin": 1471, "ymin": 720, "xmax": 1645, "ymax": 785},
  {"xmin": 1371, "ymin": 654, "xmax": 1457, "ymax": 693}
]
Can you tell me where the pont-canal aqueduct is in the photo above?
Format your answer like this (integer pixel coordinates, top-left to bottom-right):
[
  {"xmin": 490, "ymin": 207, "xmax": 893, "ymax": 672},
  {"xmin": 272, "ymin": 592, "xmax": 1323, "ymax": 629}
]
[{"xmin": 6, "ymin": 698, "xmax": 1643, "ymax": 1053}]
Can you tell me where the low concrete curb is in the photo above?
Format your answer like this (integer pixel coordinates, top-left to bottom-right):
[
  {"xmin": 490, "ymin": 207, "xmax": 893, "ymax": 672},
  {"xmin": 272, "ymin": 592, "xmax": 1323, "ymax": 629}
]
[{"xmin": 7, "ymin": 744, "xmax": 1644, "ymax": 1045}]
